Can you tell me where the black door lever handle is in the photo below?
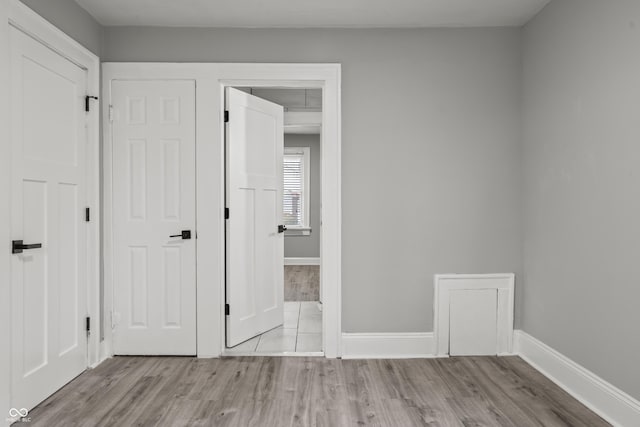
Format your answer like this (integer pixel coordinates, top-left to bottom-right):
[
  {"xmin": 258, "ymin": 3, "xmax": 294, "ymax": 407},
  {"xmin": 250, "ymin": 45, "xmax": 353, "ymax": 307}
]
[
  {"xmin": 170, "ymin": 230, "xmax": 191, "ymax": 240},
  {"xmin": 12, "ymin": 240, "xmax": 42, "ymax": 254},
  {"xmin": 278, "ymin": 225, "xmax": 287, "ymax": 233}
]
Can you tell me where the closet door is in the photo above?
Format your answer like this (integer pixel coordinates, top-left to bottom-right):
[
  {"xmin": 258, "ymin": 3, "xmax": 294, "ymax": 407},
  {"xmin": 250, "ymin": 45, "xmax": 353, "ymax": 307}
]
[{"xmin": 111, "ymin": 80, "xmax": 197, "ymax": 355}]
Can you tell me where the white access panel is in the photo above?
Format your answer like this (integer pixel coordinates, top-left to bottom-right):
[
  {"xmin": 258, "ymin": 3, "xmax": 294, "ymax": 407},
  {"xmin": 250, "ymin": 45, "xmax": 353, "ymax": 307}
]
[
  {"xmin": 434, "ymin": 273, "xmax": 514, "ymax": 357},
  {"xmin": 449, "ymin": 289, "xmax": 498, "ymax": 356}
]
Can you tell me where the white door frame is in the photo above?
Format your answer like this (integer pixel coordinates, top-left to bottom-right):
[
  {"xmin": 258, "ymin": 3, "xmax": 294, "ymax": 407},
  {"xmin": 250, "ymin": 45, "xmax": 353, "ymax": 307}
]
[
  {"xmin": 0, "ymin": 0, "xmax": 101, "ymax": 417},
  {"xmin": 102, "ymin": 63, "xmax": 342, "ymax": 358}
]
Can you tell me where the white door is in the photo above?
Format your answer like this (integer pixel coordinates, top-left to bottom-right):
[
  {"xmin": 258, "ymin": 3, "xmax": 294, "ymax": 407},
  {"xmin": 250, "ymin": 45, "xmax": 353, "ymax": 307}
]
[
  {"xmin": 10, "ymin": 27, "xmax": 88, "ymax": 411},
  {"xmin": 111, "ymin": 80, "xmax": 197, "ymax": 355},
  {"xmin": 226, "ymin": 88, "xmax": 285, "ymax": 347}
]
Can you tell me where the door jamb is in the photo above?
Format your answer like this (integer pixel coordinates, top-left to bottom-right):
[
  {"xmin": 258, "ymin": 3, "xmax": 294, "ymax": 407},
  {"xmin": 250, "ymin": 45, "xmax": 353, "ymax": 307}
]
[
  {"xmin": 2, "ymin": 0, "xmax": 102, "ymax": 413},
  {"xmin": 102, "ymin": 63, "xmax": 342, "ymax": 358}
]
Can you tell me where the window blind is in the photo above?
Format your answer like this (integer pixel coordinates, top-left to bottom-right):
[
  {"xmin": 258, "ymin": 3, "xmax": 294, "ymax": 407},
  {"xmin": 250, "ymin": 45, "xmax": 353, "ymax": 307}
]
[{"xmin": 283, "ymin": 152, "xmax": 305, "ymax": 226}]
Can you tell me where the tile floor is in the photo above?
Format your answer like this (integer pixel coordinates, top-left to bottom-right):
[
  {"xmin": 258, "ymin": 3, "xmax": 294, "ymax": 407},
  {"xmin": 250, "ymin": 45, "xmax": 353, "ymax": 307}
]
[{"xmin": 225, "ymin": 301, "xmax": 322, "ymax": 354}]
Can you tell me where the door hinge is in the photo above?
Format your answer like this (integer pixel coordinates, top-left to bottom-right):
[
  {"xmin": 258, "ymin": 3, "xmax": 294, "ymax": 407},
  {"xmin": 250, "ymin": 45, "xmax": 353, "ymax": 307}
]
[
  {"xmin": 85, "ymin": 95, "xmax": 99, "ymax": 112},
  {"xmin": 85, "ymin": 316, "xmax": 91, "ymax": 334},
  {"xmin": 225, "ymin": 207, "xmax": 229, "ymax": 219},
  {"xmin": 109, "ymin": 105, "xmax": 114, "ymax": 122},
  {"xmin": 225, "ymin": 304, "xmax": 230, "ymax": 315},
  {"xmin": 224, "ymin": 110, "xmax": 229, "ymax": 123},
  {"xmin": 85, "ymin": 207, "xmax": 90, "ymax": 222}
]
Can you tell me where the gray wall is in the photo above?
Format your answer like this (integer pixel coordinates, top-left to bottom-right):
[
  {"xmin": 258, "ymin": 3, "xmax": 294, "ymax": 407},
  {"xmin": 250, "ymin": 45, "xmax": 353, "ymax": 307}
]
[
  {"xmin": 522, "ymin": 0, "xmax": 640, "ymax": 400},
  {"xmin": 102, "ymin": 27, "xmax": 523, "ymax": 333},
  {"xmin": 14, "ymin": 0, "xmax": 640, "ymax": 400},
  {"xmin": 20, "ymin": 0, "xmax": 102, "ymax": 55},
  {"xmin": 284, "ymin": 134, "xmax": 321, "ymax": 259}
]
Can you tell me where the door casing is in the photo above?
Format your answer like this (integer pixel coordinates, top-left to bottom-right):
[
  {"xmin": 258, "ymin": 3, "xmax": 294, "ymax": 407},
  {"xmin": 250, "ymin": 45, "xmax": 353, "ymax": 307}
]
[{"xmin": 102, "ymin": 63, "xmax": 342, "ymax": 358}]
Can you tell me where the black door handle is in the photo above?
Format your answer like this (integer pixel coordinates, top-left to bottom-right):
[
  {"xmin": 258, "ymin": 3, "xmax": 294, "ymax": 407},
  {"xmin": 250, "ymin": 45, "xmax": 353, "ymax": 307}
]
[
  {"xmin": 170, "ymin": 230, "xmax": 191, "ymax": 240},
  {"xmin": 12, "ymin": 240, "xmax": 42, "ymax": 254},
  {"xmin": 278, "ymin": 225, "xmax": 287, "ymax": 233}
]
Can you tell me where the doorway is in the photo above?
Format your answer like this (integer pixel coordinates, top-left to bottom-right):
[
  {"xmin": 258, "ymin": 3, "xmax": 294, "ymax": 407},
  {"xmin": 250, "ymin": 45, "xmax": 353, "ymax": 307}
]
[
  {"xmin": 224, "ymin": 87, "xmax": 323, "ymax": 355},
  {"xmin": 102, "ymin": 63, "xmax": 341, "ymax": 358}
]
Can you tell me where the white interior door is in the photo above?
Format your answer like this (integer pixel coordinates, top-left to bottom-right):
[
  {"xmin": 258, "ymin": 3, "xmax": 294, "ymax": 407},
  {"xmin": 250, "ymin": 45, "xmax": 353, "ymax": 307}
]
[
  {"xmin": 10, "ymin": 27, "xmax": 88, "ymax": 411},
  {"xmin": 111, "ymin": 80, "xmax": 197, "ymax": 355},
  {"xmin": 226, "ymin": 88, "xmax": 285, "ymax": 347}
]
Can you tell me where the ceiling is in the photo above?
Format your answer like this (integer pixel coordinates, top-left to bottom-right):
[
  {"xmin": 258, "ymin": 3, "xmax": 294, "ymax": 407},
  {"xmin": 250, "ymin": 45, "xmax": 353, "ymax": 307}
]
[{"xmin": 74, "ymin": 0, "xmax": 550, "ymax": 28}]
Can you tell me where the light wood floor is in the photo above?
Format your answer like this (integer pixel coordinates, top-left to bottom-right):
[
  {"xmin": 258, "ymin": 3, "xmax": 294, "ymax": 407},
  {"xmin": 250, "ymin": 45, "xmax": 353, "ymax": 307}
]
[
  {"xmin": 285, "ymin": 265, "xmax": 319, "ymax": 301},
  {"xmin": 27, "ymin": 356, "xmax": 608, "ymax": 426}
]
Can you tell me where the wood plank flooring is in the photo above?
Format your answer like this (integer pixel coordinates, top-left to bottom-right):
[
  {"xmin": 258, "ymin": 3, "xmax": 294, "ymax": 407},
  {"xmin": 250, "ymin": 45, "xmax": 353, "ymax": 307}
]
[
  {"xmin": 285, "ymin": 265, "xmax": 319, "ymax": 301},
  {"xmin": 26, "ymin": 356, "xmax": 609, "ymax": 426}
]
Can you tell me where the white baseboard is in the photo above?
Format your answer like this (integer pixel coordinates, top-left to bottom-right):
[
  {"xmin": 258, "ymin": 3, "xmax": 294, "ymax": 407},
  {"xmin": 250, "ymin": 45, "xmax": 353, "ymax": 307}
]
[
  {"xmin": 514, "ymin": 330, "xmax": 640, "ymax": 427},
  {"xmin": 341, "ymin": 333, "xmax": 435, "ymax": 359},
  {"xmin": 284, "ymin": 257, "xmax": 320, "ymax": 266},
  {"xmin": 89, "ymin": 354, "xmax": 110, "ymax": 369},
  {"xmin": 338, "ymin": 329, "xmax": 640, "ymax": 425}
]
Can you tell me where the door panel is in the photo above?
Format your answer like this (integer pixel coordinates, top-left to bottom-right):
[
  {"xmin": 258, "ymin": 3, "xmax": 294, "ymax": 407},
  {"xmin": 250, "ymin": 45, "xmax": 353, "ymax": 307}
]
[
  {"xmin": 162, "ymin": 247, "xmax": 182, "ymax": 327},
  {"xmin": 22, "ymin": 179, "xmax": 48, "ymax": 375},
  {"xmin": 449, "ymin": 289, "xmax": 498, "ymax": 356},
  {"xmin": 226, "ymin": 88, "xmax": 284, "ymax": 347},
  {"xmin": 259, "ymin": 188, "xmax": 279, "ymax": 311},
  {"xmin": 129, "ymin": 246, "xmax": 149, "ymax": 328},
  {"xmin": 162, "ymin": 139, "xmax": 181, "ymax": 219},
  {"xmin": 58, "ymin": 183, "xmax": 80, "ymax": 355},
  {"xmin": 10, "ymin": 26, "xmax": 87, "ymax": 411},
  {"xmin": 111, "ymin": 80, "xmax": 196, "ymax": 355}
]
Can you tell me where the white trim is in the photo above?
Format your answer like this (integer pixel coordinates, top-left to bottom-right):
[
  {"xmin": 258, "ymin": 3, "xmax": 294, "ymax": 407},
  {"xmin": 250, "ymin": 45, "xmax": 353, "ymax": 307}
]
[
  {"xmin": 221, "ymin": 351, "xmax": 323, "ymax": 357},
  {"xmin": 514, "ymin": 330, "xmax": 640, "ymax": 427},
  {"xmin": 284, "ymin": 111, "xmax": 322, "ymax": 126},
  {"xmin": 341, "ymin": 333, "xmax": 435, "ymax": 359},
  {"xmin": 101, "ymin": 75, "xmax": 114, "ymax": 359},
  {"xmin": 284, "ymin": 227, "xmax": 311, "ymax": 236},
  {"xmin": 284, "ymin": 257, "xmax": 321, "ymax": 266},
  {"xmin": 8, "ymin": 1, "xmax": 98, "ymax": 69},
  {"xmin": 284, "ymin": 126, "xmax": 320, "ymax": 135},
  {"xmin": 102, "ymin": 63, "xmax": 342, "ymax": 358},
  {"xmin": 284, "ymin": 111, "xmax": 322, "ymax": 134},
  {"xmin": 434, "ymin": 273, "xmax": 515, "ymax": 357},
  {"xmin": 2, "ymin": 0, "xmax": 102, "ymax": 415}
]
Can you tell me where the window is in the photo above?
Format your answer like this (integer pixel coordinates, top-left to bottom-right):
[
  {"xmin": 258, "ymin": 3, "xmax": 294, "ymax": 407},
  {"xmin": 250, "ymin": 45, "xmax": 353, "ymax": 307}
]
[{"xmin": 283, "ymin": 147, "xmax": 310, "ymax": 229}]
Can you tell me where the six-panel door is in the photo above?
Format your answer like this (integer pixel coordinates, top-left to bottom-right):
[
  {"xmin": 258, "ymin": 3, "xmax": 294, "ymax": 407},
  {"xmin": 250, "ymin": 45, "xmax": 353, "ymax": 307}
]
[{"xmin": 111, "ymin": 80, "xmax": 197, "ymax": 355}]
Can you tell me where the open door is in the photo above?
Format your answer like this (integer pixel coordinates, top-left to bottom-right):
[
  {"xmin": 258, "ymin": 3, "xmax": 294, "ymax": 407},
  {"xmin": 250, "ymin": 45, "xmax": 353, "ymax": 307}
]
[{"xmin": 225, "ymin": 88, "xmax": 285, "ymax": 347}]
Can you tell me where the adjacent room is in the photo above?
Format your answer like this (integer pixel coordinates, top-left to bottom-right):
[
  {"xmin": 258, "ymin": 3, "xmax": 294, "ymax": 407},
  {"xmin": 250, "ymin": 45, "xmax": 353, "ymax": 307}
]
[{"xmin": 1, "ymin": 0, "xmax": 639, "ymax": 425}]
